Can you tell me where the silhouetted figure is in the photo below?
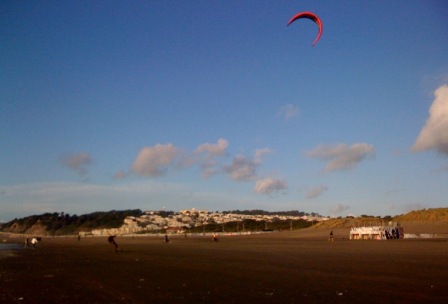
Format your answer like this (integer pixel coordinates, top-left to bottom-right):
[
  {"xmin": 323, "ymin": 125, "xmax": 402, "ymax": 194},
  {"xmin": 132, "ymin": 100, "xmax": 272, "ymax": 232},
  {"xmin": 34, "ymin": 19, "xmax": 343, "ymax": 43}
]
[
  {"xmin": 212, "ymin": 234, "xmax": 218, "ymax": 242},
  {"xmin": 108, "ymin": 235, "xmax": 119, "ymax": 251},
  {"xmin": 328, "ymin": 231, "xmax": 334, "ymax": 242},
  {"xmin": 393, "ymin": 228, "xmax": 399, "ymax": 239},
  {"xmin": 164, "ymin": 234, "xmax": 170, "ymax": 243},
  {"xmin": 25, "ymin": 237, "xmax": 29, "ymax": 248}
]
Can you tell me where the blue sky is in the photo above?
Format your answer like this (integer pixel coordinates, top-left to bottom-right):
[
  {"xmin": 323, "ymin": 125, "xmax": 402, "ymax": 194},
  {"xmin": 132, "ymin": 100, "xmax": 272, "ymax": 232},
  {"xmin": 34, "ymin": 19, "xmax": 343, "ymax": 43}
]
[{"xmin": 1, "ymin": 1, "xmax": 447, "ymax": 221}]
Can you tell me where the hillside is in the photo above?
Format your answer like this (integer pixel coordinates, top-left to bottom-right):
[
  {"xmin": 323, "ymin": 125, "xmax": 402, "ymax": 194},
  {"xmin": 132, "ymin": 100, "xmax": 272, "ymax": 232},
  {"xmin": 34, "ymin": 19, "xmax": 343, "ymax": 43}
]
[
  {"xmin": 311, "ymin": 217, "xmax": 385, "ymax": 230},
  {"xmin": 0, "ymin": 209, "xmax": 316, "ymax": 236},
  {"xmin": 0, "ymin": 210, "xmax": 143, "ymax": 236},
  {"xmin": 310, "ymin": 208, "xmax": 448, "ymax": 230},
  {"xmin": 299, "ymin": 208, "xmax": 448, "ymax": 237},
  {"xmin": 393, "ymin": 208, "xmax": 448, "ymax": 222},
  {"xmin": 1, "ymin": 208, "xmax": 447, "ymax": 236}
]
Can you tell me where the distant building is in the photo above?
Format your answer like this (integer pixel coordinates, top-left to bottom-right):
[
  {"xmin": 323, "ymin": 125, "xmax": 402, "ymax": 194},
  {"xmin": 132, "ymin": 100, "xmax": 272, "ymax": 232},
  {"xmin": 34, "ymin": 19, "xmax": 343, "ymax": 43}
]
[{"xmin": 350, "ymin": 222, "xmax": 404, "ymax": 240}]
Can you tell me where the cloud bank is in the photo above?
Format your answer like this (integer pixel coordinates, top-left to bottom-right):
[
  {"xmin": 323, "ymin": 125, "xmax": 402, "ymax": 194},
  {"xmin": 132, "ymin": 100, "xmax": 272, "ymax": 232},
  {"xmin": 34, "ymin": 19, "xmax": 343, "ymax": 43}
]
[
  {"xmin": 412, "ymin": 84, "xmax": 448, "ymax": 156},
  {"xmin": 307, "ymin": 143, "xmax": 376, "ymax": 171},
  {"xmin": 128, "ymin": 140, "xmax": 278, "ymax": 195}
]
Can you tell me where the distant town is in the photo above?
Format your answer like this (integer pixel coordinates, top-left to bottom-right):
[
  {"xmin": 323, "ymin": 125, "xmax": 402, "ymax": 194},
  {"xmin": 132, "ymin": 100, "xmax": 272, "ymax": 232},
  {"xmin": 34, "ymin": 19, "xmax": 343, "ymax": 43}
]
[{"xmin": 87, "ymin": 208, "xmax": 329, "ymax": 236}]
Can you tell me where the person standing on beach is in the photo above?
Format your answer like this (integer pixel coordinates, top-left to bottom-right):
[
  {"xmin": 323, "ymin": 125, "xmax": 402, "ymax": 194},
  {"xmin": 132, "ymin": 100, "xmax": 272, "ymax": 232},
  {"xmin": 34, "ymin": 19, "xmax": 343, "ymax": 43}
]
[
  {"xmin": 108, "ymin": 235, "xmax": 119, "ymax": 252},
  {"xmin": 329, "ymin": 231, "xmax": 334, "ymax": 242},
  {"xmin": 31, "ymin": 237, "xmax": 39, "ymax": 248},
  {"xmin": 25, "ymin": 237, "xmax": 29, "ymax": 248}
]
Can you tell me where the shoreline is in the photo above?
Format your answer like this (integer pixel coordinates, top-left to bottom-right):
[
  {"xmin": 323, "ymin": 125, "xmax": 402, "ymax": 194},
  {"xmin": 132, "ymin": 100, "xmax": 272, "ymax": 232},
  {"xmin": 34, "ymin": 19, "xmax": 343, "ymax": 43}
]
[{"xmin": 0, "ymin": 244, "xmax": 22, "ymax": 260}]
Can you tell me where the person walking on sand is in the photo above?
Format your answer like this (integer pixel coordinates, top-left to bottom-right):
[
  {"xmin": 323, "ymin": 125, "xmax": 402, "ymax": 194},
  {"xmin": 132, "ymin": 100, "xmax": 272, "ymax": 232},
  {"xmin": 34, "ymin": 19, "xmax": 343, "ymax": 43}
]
[
  {"xmin": 164, "ymin": 234, "xmax": 170, "ymax": 243},
  {"xmin": 329, "ymin": 230, "xmax": 334, "ymax": 242},
  {"xmin": 212, "ymin": 233, "xmax": 218, "ymax": 242},
  {"xmin": 108, "ymin": 235, "xmax": 119, "ymax": 252},
  {"xmin": 25, "ymin": 237, "xmax": 29, "ymax": 248}
]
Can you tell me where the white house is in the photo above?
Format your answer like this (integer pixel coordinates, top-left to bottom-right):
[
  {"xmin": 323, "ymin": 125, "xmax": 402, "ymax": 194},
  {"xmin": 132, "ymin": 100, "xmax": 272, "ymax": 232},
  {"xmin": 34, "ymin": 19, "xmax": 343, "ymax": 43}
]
[{"xmin": 350, "ymin": 222, "xmax": 404, "ymax": 240}]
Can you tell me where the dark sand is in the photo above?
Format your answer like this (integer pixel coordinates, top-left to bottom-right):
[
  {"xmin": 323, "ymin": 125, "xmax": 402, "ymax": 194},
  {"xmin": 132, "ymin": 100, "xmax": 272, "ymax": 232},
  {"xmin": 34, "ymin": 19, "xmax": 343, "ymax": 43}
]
[{"xmin": 1, "ymin": 228, "xmax": 447, "ymax": 303}]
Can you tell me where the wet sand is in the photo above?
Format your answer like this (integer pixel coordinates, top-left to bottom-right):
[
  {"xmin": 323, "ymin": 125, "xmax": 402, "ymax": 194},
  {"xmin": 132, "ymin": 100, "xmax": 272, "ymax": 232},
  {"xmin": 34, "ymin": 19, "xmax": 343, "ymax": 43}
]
[{"xmin": 1, "ymin": 230, "xmax": 447, "ymax": 303}]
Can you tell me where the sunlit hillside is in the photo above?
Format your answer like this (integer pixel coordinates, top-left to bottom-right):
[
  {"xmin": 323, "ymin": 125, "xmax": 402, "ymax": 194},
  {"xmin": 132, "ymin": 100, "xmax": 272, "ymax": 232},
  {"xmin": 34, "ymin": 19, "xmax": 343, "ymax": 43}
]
[
  {"xmin": 312, "ymin": 217, "xmax": 384, "ymax": 229},
  {"xmin": 393, "ymin": 208, "xmax": 448, "ymax": 222},
  {"xmin": 311, "ymin": 208, "xmax": 448, "ymax": 230}
]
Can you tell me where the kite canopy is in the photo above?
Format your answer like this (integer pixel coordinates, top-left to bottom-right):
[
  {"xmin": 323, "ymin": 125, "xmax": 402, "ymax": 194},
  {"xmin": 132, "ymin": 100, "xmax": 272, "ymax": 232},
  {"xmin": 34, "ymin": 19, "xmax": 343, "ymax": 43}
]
[{"xmin": 287, "ymin": 11, "xmax": 323, "ymax": 46}]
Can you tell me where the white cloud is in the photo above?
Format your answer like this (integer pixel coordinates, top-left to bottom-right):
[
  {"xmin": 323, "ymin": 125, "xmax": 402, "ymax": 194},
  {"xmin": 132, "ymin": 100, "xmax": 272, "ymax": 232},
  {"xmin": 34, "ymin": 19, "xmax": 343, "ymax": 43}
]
[
  {"xmin": 412, "ymin": 84, "xmax": 448, "ymax": 156},
  {"xmin": 195, "ymin": 138, "xmax": 228, "ymax": 156},
  {"xmin": 197, "ymin": 160, "xmax": 217, "ymax": 178},
  {"xmin": 224, "ymin": 155, "xmax": 258, "ymax": 181},
  {"xmin": 254, "ymin": 148, "xmax": 273, "ymax": 162},
  {"xmin": 307, "ymin": 143, "xmax": 376, "ymax": 171},
  {"xmin": 60, "ymin": 152, "xmax": 92, "ymax": 175},
  {"xmin": 132, "ymin": 144, "xmax": 179, "ymax": 177},
  {"xmin": 195, "ymin": 139, "xmax": 229, "ymax": 178},
  {"xmin": 129, "ymin": 140, "xmax": 273, "ymax": 181},
  {"xmin": 223, "ymin": 148, "xmax": 272, "ymax": 182},
  {"xmin": 305, "ymin": 185, "xmax": 328, "ymax": 199},
  {"xmin": 279, "ymin": 104, "xmax": 300, "ymax": 120},
  {"xmin": 254, "ymin": 178, "xmax": 287, "ymax": 195}
]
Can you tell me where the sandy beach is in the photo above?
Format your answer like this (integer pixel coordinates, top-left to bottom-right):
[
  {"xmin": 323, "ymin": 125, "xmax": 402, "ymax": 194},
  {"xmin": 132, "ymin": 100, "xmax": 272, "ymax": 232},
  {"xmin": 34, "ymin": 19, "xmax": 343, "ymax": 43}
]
[{"xmin": 1, "ymin": 225, "xmax": 447, "ymax": 303}]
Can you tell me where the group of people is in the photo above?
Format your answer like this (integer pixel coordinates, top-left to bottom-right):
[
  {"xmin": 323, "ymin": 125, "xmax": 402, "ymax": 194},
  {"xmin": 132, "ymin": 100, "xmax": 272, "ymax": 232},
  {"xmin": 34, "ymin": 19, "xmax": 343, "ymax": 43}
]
[
  {"xmin": 106, "ymin": 233, "xmax": 222, "ymax": 252},
  {"xmin": 24, "ymin": 233, "xmax": 222, "ymax": 253},
  {"xmin": 384, "ymin": 228, "xmax": 402, "ymax": 239},
  {"xmin": 24, "ymin": 236, "xmax": 41, "ymax": 249}
]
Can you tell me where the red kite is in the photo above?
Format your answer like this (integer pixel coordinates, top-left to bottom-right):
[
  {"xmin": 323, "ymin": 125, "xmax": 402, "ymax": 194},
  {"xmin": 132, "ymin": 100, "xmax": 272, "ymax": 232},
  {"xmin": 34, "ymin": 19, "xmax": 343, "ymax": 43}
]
[{"xmin": 287, "ymin": 12, "xmax": 323, "ymax": 46}]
